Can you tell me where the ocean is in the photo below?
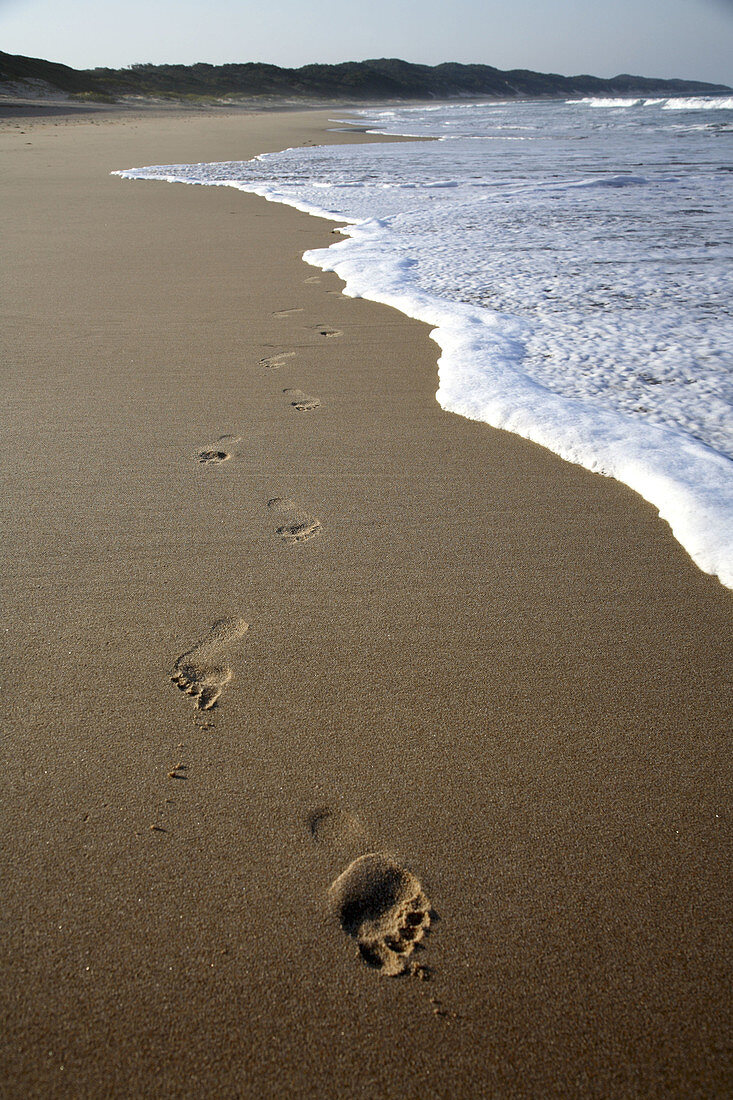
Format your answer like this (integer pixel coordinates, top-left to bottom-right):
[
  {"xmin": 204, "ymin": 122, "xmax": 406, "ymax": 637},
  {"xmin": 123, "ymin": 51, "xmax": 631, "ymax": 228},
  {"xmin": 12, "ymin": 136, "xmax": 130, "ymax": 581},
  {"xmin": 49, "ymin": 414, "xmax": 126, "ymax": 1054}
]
[{"xmin": 115, "ymin": 96, "xmax": 733, "ymax": 587}]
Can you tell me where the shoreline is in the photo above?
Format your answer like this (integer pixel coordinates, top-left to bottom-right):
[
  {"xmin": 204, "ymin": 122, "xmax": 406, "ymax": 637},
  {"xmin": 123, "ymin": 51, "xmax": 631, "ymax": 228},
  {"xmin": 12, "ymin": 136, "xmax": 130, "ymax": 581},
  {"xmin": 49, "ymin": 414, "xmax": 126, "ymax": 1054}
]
[
  {"xmin": 1, "ymin": 104, "xmax": 731, "ymax": 1097},
  {"xmin": 116, "ymin": 104, "xmax": 733, "ymax": 589}
]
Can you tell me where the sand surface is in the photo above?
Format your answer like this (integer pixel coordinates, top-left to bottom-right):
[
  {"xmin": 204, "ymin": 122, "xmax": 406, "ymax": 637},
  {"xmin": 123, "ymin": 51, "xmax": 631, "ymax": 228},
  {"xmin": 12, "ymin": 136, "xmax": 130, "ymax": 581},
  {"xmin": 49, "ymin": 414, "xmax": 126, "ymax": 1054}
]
[{"xmin": 1, "ymin": 104, "xmax": 731, "ymax": 1098}]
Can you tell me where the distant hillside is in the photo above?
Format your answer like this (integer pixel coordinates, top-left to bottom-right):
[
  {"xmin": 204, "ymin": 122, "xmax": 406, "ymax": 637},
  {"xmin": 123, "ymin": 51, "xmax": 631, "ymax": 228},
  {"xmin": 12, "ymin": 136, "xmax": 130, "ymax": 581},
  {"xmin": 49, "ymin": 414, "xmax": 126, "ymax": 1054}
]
[{"xmin": 1, "ymin": 51, "xmax": 730, "ymax": 102}]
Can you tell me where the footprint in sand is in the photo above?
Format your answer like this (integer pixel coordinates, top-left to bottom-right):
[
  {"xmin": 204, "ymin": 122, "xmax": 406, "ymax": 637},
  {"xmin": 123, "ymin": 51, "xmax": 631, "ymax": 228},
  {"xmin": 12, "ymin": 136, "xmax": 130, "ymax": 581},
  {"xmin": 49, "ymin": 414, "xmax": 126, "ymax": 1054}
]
[
  {"xmin": 307, "ymin": 806, "xmax": 367, "ymax": 847},
  {"xmin": 273, "ymin": 307, "xmax": 305, "ymax": 318},
  {"xmin": 317, "ymin": 328, "xmax": 342, "ymax": 338},
  {"xmin": 304, "ymin": 276, "xmax": 321, "ymax": 285},
  {"xmin": 171, "ymin": 617, "xmax": 248, "ymax": 711},
  {"xmin": 260, "ymin": 351, "xmax": 296, "ymax": 370},
  {"xmin": 283, "ymin": 388, "xmax": 321, "ymax": 412},
  {"xmin": 328, "ymin": 853, "xmax": 432, "ymax": 977},
  {"xmin": 267, "ymin": 497, "xmax": 321, "ymax": 545},
  {"xmin": 198, "ymin": 449, "xmax": 229, "ymax": 465},
  {"xmin": 197, "ymin": 434, "xmax": 241, "ymax": 465}
]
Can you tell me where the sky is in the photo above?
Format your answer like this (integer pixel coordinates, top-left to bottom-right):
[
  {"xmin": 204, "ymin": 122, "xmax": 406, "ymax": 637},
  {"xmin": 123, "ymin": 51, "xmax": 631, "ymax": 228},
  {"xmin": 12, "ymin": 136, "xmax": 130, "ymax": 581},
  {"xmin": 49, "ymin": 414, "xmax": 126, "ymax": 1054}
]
[{"xmin": 1, "ymin": 0, "xmax": 732, "ymax": 86}]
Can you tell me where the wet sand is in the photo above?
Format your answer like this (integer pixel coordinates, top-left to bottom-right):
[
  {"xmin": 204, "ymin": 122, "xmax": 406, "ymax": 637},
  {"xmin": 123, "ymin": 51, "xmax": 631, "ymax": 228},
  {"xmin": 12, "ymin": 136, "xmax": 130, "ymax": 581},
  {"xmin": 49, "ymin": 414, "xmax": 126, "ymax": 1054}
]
[{"xmin": 1, "ymin": 104, "xmax": 731, "ymax": 1098}]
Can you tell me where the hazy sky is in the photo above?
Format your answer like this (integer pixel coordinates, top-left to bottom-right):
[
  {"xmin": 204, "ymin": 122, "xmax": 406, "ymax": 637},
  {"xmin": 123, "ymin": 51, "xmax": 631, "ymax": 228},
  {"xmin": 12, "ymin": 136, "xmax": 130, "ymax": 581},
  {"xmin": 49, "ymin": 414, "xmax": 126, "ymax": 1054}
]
[{"xmin": 1, "ymin": 0, "xmax": 732, "ymax": 85}]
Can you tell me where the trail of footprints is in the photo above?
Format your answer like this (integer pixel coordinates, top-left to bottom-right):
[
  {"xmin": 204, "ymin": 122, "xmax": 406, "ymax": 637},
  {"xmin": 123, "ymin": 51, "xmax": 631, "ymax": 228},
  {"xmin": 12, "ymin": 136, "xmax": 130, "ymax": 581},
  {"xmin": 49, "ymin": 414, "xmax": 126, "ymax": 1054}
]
[{"xmin": 164, "ymin": 289, "xmax": 439, "ymax": 991}]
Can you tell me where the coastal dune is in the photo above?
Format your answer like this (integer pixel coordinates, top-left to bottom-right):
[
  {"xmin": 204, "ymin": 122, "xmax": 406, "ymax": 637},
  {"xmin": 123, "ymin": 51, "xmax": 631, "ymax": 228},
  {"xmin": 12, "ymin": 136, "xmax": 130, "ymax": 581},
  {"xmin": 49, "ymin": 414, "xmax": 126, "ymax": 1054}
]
[{"xmin": 1, "ymin": 105, "xmax": 731, "ymax": 1097}]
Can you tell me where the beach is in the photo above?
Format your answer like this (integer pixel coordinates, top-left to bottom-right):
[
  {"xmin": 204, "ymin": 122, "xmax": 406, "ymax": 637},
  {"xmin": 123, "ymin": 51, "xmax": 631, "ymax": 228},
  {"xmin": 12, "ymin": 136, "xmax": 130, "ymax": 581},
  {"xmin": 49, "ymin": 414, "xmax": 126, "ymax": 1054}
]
[{"xmin": 1, "ymin": 102, "xmax": 731, "ymax": 1097}]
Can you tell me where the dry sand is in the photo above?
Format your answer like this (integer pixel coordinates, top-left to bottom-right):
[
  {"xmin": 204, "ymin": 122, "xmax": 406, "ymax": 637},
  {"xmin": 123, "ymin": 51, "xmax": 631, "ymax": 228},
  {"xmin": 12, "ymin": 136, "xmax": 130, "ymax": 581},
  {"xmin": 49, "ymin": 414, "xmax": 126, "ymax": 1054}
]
[{"xmin": 1, "ymin": 103, "xmax": 731, "ymax": 1098}]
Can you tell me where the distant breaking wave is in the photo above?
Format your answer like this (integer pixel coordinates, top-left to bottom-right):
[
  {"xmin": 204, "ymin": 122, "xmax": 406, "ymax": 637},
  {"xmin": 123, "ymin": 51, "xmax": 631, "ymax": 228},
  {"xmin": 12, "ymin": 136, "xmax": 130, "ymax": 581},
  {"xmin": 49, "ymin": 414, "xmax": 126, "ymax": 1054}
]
[{"xmin": 571, "ymin": 95, "xmax": 733, "ymax": 110}]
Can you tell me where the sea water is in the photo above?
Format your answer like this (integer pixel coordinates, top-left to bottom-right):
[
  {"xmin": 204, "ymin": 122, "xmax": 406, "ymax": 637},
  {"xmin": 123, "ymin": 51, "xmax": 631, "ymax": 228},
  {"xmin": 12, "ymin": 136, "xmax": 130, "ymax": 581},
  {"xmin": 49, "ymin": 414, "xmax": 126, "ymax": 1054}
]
[{"xmin": 115, "ymin": 97, "xmax": 733, "ymax": 587}]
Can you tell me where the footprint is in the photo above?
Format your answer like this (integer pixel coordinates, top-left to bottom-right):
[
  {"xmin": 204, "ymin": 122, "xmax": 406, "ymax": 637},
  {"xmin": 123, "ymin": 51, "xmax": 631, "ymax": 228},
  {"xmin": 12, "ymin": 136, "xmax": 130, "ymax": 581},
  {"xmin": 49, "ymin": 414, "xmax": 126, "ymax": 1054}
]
[
  {"xmin": 273, "ymin": 308, "xmax": 304, "ymax": 318},
  {"xmin": 196, "ymin": 434, "xmax": 241, "ymax": 465},
  {"xmin": 267, "ymin": 497, "xmax": 321, "ymax": 545},
  {"xmin": 283, "ymin": 388, "xmax": 321, "ymax": 412},
  {"xmin": 304, "ymin": 276, "xmax": 321, "ymax": 284},
  {"xmin": 328, "ymin": 853, "xmax": 432, "ymax": 977},
  {"xmin": 260, "ymin": 351, "xmax": 296, "ymax": 370},
  {"xmin": 317, "ymin": 329, "xmax": 342, "ymax": 338},
  {"xmin": 307, "ymin": 806, "xmax": 366, "ymax": 847},
  {"xmin": 198, "ymin": 449, "xmax": 230, "ymax": 465},
  {"xmin": 171, "ymin": 617, "xmax": 248, "ymax": 711}
]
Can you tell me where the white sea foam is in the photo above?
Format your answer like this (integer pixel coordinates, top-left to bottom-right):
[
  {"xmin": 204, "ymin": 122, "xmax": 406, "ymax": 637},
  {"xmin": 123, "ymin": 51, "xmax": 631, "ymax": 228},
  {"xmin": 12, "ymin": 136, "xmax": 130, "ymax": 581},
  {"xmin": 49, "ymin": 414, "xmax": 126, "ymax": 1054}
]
[{"xmin": 115, "ymin": 98, "xmax": 733, "ymax": 587}]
